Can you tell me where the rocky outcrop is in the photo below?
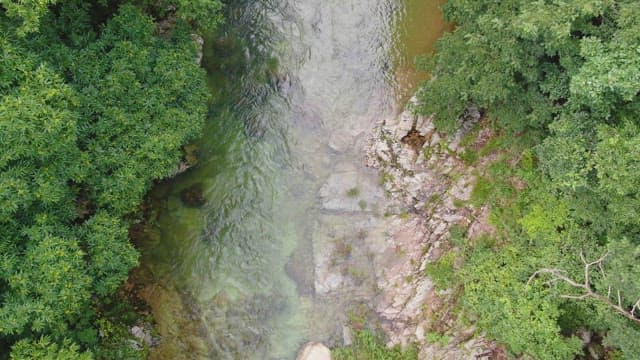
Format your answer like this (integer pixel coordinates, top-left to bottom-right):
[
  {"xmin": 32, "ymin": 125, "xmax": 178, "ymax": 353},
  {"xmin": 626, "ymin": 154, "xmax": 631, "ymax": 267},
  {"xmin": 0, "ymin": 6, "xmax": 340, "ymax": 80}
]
[
  {"xmin": 310, "ymin": 96, "xmax": 499, "ymax": 358},
  {"xmin": 363, "ymin": 98, "xmax": 498, "ymax": 358}
]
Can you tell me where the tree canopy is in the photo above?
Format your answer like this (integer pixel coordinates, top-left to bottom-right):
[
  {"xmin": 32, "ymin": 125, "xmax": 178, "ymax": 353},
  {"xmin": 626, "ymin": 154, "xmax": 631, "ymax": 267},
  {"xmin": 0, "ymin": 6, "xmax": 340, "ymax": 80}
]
[
  {"xmin": 418, "ymin": 0, "xmax": 640, "ymax": 358},
  {"xmin": 0, "ymin": 0, "xmax": 220, "ymax": 358}
]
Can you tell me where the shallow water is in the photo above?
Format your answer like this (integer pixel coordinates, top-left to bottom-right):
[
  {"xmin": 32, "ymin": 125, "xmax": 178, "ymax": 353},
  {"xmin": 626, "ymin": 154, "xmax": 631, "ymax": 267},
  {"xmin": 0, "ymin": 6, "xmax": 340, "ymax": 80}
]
[{"xmin": 137, "ymin": 1, "xmax": 446, "ymax": 359}]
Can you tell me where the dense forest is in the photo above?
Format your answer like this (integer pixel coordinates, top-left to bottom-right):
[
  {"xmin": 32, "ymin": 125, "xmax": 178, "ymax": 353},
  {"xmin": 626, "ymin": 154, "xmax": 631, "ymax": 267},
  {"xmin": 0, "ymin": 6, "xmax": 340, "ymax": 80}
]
[
  {"xmin": 417, "ymin": 0, "xmax": 640, "ymax": 359},
  {"xmin": 0, "ymin": 0, "xmax": 220, "ymax": 358}
]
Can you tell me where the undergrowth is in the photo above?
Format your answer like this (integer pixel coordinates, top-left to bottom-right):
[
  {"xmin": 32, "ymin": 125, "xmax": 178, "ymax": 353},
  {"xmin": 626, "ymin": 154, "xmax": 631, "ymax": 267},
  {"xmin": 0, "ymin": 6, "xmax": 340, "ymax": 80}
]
[{"xmin": 332, "ymin": 330, "xmax": 418, "ymax": 360}]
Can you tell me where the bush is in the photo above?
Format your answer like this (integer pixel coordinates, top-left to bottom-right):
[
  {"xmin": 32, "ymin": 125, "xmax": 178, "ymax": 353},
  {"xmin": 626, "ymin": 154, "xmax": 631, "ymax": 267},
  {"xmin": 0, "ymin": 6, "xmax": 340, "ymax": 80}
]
[
  {"xmin": 424, "ymin": 252, "xmax": 456, "ymax": 290},
  {"xmin": 332, "ymin": 330, "xmax": 418, "ymax": 360}
]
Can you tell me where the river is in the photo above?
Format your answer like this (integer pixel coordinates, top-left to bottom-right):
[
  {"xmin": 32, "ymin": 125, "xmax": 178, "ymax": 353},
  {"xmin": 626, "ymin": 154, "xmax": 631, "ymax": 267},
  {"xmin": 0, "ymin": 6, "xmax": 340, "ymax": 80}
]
[{"xmin": 134, "ymin": 1, "xmax": 446, "ymax": 359}]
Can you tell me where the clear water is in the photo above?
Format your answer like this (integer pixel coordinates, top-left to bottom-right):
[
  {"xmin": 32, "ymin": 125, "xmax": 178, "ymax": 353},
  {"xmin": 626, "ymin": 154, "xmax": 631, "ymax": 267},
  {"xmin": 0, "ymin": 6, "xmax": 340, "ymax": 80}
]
[{"xmin": 135, "ymin": 1, "xmax": 446, "ymax": 359}]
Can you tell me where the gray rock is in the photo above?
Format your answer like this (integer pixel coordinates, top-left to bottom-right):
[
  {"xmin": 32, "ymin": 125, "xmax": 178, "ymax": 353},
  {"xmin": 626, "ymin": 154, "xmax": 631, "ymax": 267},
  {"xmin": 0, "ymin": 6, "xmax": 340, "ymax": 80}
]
[
  {"xmin": 296, "ymin": 342, "xmax": 332, "ymax": 360},
  {"xmin": 318, "ymin": 166, "xmax": 383, "ymax": 212},
  {"xmin": 130, "ymin": 325, "xmax": 153, "ymax": 347},
  {"xmin": 191, "ymin": 34, "xmax": 204, "ymax": 65},
  {"xmin": 342, "ymin": 325, "xmax": 353, "ymax": 346},
  {"xmin": 285, "ymin": 242, "xmax": 315, "ymax": 296}
]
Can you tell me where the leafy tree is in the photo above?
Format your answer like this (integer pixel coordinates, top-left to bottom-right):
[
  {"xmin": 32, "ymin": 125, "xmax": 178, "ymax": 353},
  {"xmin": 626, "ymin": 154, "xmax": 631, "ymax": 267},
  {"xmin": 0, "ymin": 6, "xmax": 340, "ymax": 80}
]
[
  {"xmin": 0, "ymin": 52, "xmax": 83, "ymax": 224},
  {"xmin": 138, "ymin": 0, "xmax": 224, "ymax": 32},
  {"xmin": 460, "ymin": 237, "xmax": 583, "ymax": 359},
  {"xmin": 10, "ymin": 337, "xmax": 92, "ymax": 360},
  {"xmin": 0, "ymin": 0, "xmax": 217, "ymax": 357},
  {"xmin": 80, "ymin": 212, "xmax": 138, "ymax": 297},
  {"xmin": 48, "ymin": 4, "xmax": 210, "ymax": 214},
  {"xmin": 0, "ymin": 0, "xmax": 59, "ymax": 35},
  {"xmin": 174, "ymin": 0, "xmax": 223, "ymax": 32},
  {"xmin": 419, "ymin": 0, "xmax": 640, "ymax": 358}
]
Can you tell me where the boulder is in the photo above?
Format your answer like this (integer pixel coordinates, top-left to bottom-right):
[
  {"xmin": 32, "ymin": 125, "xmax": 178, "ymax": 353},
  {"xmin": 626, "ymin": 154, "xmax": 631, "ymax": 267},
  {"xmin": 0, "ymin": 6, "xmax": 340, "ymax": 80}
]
[
  {"xmin": 130, "ymin": 325, "xmax": 153, "ymax": 347},
  {"xmin": 296, "ymin": 342, "xmax": 331, "ymax": 360}
]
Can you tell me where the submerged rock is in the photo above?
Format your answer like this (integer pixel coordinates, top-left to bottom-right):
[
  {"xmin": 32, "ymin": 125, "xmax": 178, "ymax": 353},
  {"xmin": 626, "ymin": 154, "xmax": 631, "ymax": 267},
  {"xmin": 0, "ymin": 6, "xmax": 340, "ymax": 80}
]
[
  {"xmin": 180, "ymin": 183, "xmax": 206, "ymax": 207},
  {"xmin": 285, "ymin": 243, "xmax": 315, "ymax": 296},
  {"xmin": 317, "ymin": 162, "xmax": 384, "ymax": 212},
  {"xmin": 296, "ymin": 342, "xmax": 331, "ymax": 360}
]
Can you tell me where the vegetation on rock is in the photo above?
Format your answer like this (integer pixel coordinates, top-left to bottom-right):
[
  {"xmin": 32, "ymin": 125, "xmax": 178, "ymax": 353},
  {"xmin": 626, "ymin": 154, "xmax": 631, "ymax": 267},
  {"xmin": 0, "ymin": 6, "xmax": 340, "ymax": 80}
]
[
  {"xmin": 417, "ymin": 0, "xmax": 640, "ymax": 358},
  {"xmin": 332, "ymin": 329, "xmax": 418, "ymax": 360}
]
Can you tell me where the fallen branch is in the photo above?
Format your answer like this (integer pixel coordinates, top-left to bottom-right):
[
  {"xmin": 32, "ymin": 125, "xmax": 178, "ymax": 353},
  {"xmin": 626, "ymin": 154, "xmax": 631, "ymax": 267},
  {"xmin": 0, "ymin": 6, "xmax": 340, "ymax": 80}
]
[{"xmin": 528, "ymin": 251, "xmax": 640, "ymax": 325}]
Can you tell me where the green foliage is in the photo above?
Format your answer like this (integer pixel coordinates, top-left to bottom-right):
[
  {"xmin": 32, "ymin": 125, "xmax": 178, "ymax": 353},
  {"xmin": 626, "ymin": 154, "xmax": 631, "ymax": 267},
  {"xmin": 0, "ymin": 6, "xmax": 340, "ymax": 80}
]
[
  {"xmin": 81, "ymin": 213, "xmax": 138, "ymax": 297},
  {"xmin": 10, "ymin": 337, "xmax": 92, "ymax": 360},
  {"xmin": 595, "ymin": 239, "xmax": 640, "ymax": 317},
  {"xmin": 448, "ymin": 224, "xmax": 468, "ymax": 249},
  {"xmin": 470, "ymin": 176, "xmax": 492, "ymax": 207},
  {"xmin": 0, "ymin": 231, "xmax": 92, "ymax": 337},
  {"xmin": 379, "ymin": 171, "xmax": 394, "ymax": 186},
  {"xmin": 461, "ymin": 244, "xmax": 582, "ymax": 359},
  {"xmin": 175, "ymin": 0, "xmax": 223, "ymax": 32},
  {"xmin": 425, "ymin": 331, "xmax": 451, "ymax": 347},
  {"xmin": 424, "ymin": 251, "xmax": 456, "ymax": 290},
  {"xmin": 0, "ymin": 0, "xmax": 59, "ymax": 36},
  {"xmin": 417, "ymin": 0, "xmax": 638, "ymax": 133},
  {"xmin": 138, "ymin": 0, "xmax": 223, "ymax": 32},
  {"xmin": 420, "ymin": 0, "xmax": 640, "ymax": 357},
  {"xmin": 92, "ymin": 318, "xmax": 146, "ymax": 360},
  {"xmin": 458, "ymin": 149, "xmax": 478, "ymax": 165},
  {"xmin": 452, "ymin": 197, "xmax": 466, "ymax": 208},
  {"xmin": 69, "ymin": 7, "xmax": 208, "ymax": 214},
  {"xmin": 518, "ymin": 190, "xmax": 568, "ymax": 242},
  {"xmin": 600, "ymin": 311, "xmax": 640, "ymax": 359},
  {"xmin": 332, "ymin": 330, "xmax": 418, "ymax": 360},
  {"xmin": 0, "ymin": 0, "xmax": 216, "ymax": 357}
]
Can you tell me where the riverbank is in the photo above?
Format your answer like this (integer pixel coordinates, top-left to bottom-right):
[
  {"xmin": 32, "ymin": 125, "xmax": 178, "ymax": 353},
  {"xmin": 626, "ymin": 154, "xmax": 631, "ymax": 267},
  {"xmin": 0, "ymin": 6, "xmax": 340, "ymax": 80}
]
[
  {"xmin": 308, "ymin": 96, "xmax": 502, "ymax": 358},
  {"xmin": 128, "ymin": 1, "xmax": 640, "ymax": 359},
  {"xmin": 129, "ymin": 1, "xmax": 466, "ymax": 359}
]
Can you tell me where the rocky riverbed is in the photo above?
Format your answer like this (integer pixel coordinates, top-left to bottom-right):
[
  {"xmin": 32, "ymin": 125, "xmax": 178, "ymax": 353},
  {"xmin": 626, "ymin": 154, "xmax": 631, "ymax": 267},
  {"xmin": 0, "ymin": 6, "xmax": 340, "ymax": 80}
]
[{"xmin": 134, "ymin": 1, "xmax": 504, "ymax": 358}]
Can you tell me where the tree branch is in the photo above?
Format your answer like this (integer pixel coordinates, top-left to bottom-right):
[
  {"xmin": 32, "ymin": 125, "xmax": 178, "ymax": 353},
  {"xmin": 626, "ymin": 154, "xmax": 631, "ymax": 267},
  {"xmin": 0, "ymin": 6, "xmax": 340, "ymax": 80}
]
[{"xmin": 529, "ymin": 251, "xmax": 640, "ymax": 325}]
